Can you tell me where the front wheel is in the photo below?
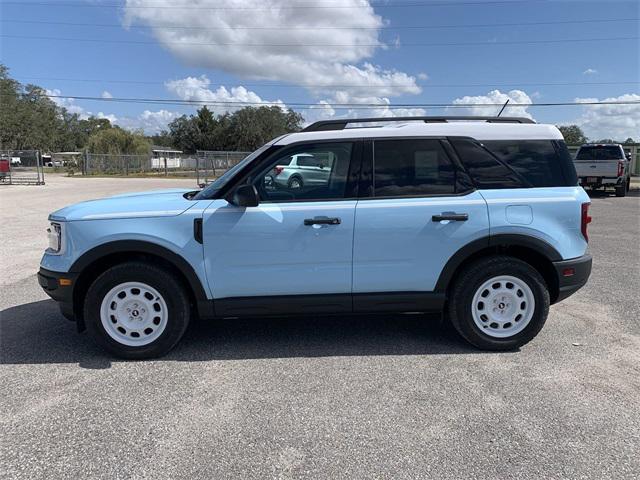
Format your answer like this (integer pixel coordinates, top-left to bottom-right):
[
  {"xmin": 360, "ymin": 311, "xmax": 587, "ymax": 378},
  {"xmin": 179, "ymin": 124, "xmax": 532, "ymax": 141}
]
[
  {"xmin": 84, "ymin": 262, "xmax": 191, "ymax": 359},
  {"xmin": 448, "ymin": 256, "xmax": 550, "ymax": 350}
]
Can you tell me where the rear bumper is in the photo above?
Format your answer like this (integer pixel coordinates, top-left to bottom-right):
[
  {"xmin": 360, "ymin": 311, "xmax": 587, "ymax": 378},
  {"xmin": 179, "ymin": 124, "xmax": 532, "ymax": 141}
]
[
  {"xmin": 579, "ymin": 176, "xmax": 623, "ymax": 186},
  {"xmin": 552, "ymin": 254, "xmax": 592, "ymax": 303},
  {"xmin": 37, "ymin": 267, "xmax": 78, "ymax": 321}
]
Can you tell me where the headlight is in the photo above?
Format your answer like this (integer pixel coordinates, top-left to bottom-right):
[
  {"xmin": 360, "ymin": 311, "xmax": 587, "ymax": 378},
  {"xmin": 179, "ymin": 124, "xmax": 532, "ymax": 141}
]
[{"xmin": 47, "ymin": 222, "xmax": 63, "ymax": 254}]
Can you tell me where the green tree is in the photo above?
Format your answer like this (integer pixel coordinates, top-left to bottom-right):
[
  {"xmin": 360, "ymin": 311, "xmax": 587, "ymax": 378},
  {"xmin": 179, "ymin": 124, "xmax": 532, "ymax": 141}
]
[
  {"xmin": 623, "ymin": 137, "xmax": 636, "ymax": 144},
  {"xmin": 166, "ymin": 105, "xmax": 303, "ymax": 153},
  {"xmin": 557, "ymin": 125, "xmax": 588, "ymax": 145},
  {"xmin": 87, "ymin": 127, "xmax": 151, "ymax": 155},
  {"xmin": 167, "ymin": 115, "xmax": 200, "ymax": 153}
]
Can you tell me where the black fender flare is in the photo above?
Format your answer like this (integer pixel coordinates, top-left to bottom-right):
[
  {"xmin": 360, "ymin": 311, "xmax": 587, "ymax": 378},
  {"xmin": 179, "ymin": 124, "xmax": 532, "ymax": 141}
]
[
  {"xmin": 70, "ymin": 240, "xmax": 209, "ymax": 304},
  {"xmin": 434, "ymin": 234, "xmax": 562, "ymax": 293}
]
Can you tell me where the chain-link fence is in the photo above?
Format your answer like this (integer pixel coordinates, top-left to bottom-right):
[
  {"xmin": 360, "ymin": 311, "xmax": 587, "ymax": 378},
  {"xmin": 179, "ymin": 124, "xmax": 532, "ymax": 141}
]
[
  {"xmin": 81, "ymin": 151, "xmax": 249, "ymax": 180},
  {"xmin": 196, "ymin": 150, "xmax": 250, "ymax": 186},
  {"xmin": 84, "ymin": 152, "xmax": 200, "ymax": 177},
  {"xmin": 0, "ymin": 150, "xmax": 45, "ymax": 185}
]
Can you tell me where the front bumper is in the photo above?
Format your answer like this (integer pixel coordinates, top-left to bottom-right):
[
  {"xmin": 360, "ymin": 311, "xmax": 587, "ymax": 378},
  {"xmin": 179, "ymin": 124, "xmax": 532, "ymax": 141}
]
[
  {"xmin": 38, "ymin": 267, "xmax": 78, "ymax": 321},
  {"xmin": 552, "ymin": 254, "xmax": 592, "ymax": 303}
]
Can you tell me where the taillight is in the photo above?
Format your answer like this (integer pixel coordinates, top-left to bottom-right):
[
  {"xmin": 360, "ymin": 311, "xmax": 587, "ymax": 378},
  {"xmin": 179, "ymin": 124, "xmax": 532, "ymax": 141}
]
[
  {"xmin": 274, "ymin": 166, "xmax": 284, "ymax": 175},
  {"xmin": 581, "ymin": 202, "xmax": 592, "ymax": 242},
  {"xmin": 617, "ymin": 161, "xmax": 624, "ymax": 177}
]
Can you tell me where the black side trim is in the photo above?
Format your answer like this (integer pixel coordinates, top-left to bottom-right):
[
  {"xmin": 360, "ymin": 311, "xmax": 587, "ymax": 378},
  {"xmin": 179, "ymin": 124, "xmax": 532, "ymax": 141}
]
[
  {"xmin": 434, "ymin": 234, "xmax": 562, "ymax": 293},
  {"xmin": 38, "ymin": 267, "xmax": 78, "ymax": 303},
  {"xmin": 193, "ymin": 218, "xmax": 203, "ymax": 244},
  {"xmin": 214, "ymin": 292, "xmax": 445, "ymax": 317},
  {"xmin": 353, "ymin": 292, "xmax": 445, "ymax": 313},
  {"xmin": 553, "ymin": 254, "xmax": 592, "ymax": 303},
  {"xmin": 489, "ymin": 234, "xmax": 562, "ymax": 262},
  {"xmin": 214, "ymin": 294, "xmax": 352, "ymax": 317},
  {"xmin": 69, "ymin": 241, "xmax": 208, "ymax": 303}
]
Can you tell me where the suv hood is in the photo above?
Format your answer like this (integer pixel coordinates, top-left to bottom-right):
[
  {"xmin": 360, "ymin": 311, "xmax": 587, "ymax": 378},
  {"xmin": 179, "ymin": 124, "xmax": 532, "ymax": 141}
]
[{"xmin": 49, "ymin": 188, "xmax": 198, "ymax": 221}]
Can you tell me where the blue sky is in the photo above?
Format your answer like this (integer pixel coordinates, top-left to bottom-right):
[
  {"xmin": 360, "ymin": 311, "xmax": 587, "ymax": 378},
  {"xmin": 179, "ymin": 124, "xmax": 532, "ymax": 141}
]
[{"xmin": 1, "ymin": 0, "xmax": 638, "ymax": 139}]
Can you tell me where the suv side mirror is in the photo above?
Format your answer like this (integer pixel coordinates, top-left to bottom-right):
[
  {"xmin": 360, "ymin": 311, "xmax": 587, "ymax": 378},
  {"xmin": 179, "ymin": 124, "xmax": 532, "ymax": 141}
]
[{"xmin": 228, "ymin": 184, "xmax": 259, "ymax": 207}]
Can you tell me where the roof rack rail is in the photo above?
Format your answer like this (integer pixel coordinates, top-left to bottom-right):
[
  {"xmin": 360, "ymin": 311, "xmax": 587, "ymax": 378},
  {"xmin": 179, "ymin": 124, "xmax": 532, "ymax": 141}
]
[{"xmin": 302, "ymin": 116, "xmax": 536, "ymax": 132}]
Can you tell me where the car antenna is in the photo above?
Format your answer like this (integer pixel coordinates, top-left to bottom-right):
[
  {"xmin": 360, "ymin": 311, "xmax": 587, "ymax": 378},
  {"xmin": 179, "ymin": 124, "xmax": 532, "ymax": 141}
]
[{"xmin": 496, "ymin": 99, "xmax": 509, "ymax": 117}]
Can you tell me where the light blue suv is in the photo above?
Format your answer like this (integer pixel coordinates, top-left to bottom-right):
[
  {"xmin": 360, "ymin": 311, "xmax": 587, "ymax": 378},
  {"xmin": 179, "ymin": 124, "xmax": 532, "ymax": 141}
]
[{"xmin": 39, "ymin": 116, "xmax": 593, "ymax": 358}]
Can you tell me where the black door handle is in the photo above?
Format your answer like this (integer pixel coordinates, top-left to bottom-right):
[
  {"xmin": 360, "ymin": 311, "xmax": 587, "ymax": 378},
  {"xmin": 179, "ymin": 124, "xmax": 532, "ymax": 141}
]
[
  {"xmin": 304, "ymin": 216, "xmax": 341, "ymax": 226},
  {"xmin": 432, "ymin": 213, "xmax": 469, "ymax": 222}
]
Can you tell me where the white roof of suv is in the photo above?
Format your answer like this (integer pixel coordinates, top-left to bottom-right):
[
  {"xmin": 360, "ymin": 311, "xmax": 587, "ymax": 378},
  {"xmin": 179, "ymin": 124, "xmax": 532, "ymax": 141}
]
[{"xmin": 275, "ymin": 119, "xmax": 563, "ymax": 146}]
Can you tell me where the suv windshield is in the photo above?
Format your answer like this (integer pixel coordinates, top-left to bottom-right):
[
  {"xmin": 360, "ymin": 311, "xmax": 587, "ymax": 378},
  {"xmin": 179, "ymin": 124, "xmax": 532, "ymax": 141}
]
[
  {"xmin": 576, "ymin": 145, "xmax": 623, "ymax": 160},
  {"xmin": 193, "ymin": 143, "xmax": 272, "ymax": 200}
]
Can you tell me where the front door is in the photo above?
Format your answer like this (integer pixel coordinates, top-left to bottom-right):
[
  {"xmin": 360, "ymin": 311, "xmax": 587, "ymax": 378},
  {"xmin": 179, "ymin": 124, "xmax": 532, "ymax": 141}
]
[{"xmin": 202, "ymin": 141, "xmax": 360, "ymax": 316}]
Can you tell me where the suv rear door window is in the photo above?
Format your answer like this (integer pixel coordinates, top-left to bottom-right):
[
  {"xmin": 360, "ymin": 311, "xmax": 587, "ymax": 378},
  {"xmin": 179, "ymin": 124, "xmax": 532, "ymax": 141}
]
[
  {"xmin": 482, "ymin": 140, "xmax": 568, "ymax": 187},
  {"xmin": 576, "ymin": 145, "xmax": 624, "ymax": 160},
  {"xmin": 373, "ymin": 139, "xmax": 455, "ymax": 197}
]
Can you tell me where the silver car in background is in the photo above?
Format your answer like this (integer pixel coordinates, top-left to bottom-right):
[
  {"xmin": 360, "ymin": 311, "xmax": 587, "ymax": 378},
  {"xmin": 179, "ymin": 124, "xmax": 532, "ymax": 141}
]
[{"xmin": 269, "ymin": 153, "xmax": 333, "ymax": 189}]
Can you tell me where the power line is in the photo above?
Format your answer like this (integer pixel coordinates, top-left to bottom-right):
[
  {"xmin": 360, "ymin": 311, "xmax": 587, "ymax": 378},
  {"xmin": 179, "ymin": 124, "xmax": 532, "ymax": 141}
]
[
  {"xmin": 1, "ymin": 0, "xmax": 548, "ymax": 11},
  {"xmin": 13, "ymin": 75, "xmax": 640, "ymax": 89},
  {"xmin": 31, "ymin": 93, "xmax": 640, "ymax": 110},
  {"xmin": 3, "ymin": 33, "xmax": 637, "ymax": 48},
  {"xmin": 3, "ymin": 17, "xmax": 637, "ymax": 31}
]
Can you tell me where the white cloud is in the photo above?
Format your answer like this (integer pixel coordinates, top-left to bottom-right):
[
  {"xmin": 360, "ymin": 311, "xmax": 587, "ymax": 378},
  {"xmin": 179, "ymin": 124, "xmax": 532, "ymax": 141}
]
[
  {"xmin": 450, "ymin": 89, "xmax": 534, "ymax": 119},
  {"xmin": 47, "ymin": 88, "xmax": 182, "ymax": 134},
  {"xmin": 46, "ymin": 88, "xmax": 86, "ymax": 117},
  {"xmin": 573, "ymin": 93, "xmax": 640, "ymax": 140},
  {"xmin": 114, "ymin": 110, "xmax": 180, "ymax": 134},
  {"xmin": 123, "ymin": 0, "xmax": 422, "ymax": 104},
  {"xmin": 96, "ymin": 112, "xmax": 118, "ymax": 124},
  {"xmin": 101, "ymin": 90, "xmax": 113, "ymax": 99},
  {"xmin": 583, "ymin": 68, "xmax": 598, "ymax": 75},
  {"xmin": 47, "ymin": 89, "xmax": 118, "ymax": 123},
  {"xmin": 165, "ymin": 75, "xmax": 286, "ymax": 115}
]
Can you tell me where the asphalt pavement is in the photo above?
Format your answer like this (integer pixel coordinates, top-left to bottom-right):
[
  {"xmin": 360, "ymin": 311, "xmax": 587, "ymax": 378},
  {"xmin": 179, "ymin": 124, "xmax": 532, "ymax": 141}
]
[{"xmin": 1, "ymin": 176, "xmax": 639, "ymax": 479}]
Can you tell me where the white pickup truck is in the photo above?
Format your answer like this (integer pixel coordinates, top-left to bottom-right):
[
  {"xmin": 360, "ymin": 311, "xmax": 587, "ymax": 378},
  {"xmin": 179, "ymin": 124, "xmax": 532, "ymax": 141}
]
[{"xmin": 574, "ymin": 144, "xmax": 632, "ymax": 197}]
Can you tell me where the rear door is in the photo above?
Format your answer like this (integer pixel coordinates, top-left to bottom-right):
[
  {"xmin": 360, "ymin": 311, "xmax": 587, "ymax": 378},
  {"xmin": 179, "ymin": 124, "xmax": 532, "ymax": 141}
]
[{"xmin": 352, "ymin": 138, "xmax": 489, "ymax": 310}]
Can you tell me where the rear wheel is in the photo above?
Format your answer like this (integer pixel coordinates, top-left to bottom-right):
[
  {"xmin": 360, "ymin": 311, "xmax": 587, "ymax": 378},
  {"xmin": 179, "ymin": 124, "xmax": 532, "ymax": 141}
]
[
  {"xmin": 448, "ymin": 256, "xmax": 550, "ymax": 350},
  {"xmin": 288, "ymin": 176, "xmax": 303, "ymax": 189},
  {"xmin": 84, "ymin": 262, "xmax": 190, "ymax": 359}
]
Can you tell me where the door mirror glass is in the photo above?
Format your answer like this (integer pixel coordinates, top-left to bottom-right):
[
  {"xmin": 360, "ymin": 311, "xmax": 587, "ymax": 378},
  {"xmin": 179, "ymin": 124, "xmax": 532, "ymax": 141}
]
[{"xmin": 229, "ymin": 184, "xmax": 259, "ymax": 207}]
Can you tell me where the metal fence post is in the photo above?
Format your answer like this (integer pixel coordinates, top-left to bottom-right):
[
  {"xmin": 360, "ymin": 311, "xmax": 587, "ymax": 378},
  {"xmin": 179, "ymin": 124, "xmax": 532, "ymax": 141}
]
[
  {"xmin": 164, "ymin": 157, "xmax": 168, "ymax": 177},
  {"xmin": 37, "ymin": 150, "xmax": 44, "ymax": 184}
]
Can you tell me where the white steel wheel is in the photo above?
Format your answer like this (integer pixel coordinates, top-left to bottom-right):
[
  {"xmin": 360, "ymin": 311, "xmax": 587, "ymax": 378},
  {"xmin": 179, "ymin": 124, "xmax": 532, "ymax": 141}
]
[
  {"xmin": 471, "ymin": 275, "xmax": 535, "ymax": 338},
  {"xmin": 99, "ymin": 282, "xmax": 169, "ymax": 347}
]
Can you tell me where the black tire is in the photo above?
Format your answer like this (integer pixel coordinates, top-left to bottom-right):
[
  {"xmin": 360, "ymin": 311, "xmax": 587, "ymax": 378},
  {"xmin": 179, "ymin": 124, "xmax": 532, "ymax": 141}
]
[
  {"xmin": 83, "ymin": 261, "xmax": 191, "ymax": 359},
  {"xmin": 448, "ymin": 255, "xmax": 550, "ymax": 351},
  {"xmin": 615, "ymin": 182, "xmax": 627, "ymax": 197},
  {"xmin": 288, "ymin": 176, "xmax": 303, "ymax": 189}
]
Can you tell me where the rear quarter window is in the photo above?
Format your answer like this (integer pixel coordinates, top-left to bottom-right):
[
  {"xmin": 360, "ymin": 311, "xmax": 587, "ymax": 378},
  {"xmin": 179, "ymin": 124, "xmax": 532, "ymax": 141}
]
[
  {"xmin": 449, "ymin": 138, "xmax": 525, "ymax": 189},
  {"xmin": 482, "ymin": 140, "xmax": 575, "ymax": 187}
]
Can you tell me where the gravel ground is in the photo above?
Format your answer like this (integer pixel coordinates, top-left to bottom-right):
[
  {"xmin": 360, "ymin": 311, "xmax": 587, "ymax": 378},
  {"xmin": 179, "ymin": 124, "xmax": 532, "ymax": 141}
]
[{"xmin": 1, "ymin": 176, "xmax": 639, "ymax": 479}]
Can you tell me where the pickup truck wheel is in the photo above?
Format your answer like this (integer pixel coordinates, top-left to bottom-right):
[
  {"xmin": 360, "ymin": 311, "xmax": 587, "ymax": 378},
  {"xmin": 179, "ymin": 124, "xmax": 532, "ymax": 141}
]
[
  {"xmin": 615, "ymin": 183, "xmax": 627, "ymax": 197},
  {"xmin": 448, "ymin": 256, "xmax": 550, "ymax": 351},
  {"xmin": 84, "ymin": 262, "xmax": 190, "ymax": 359}
]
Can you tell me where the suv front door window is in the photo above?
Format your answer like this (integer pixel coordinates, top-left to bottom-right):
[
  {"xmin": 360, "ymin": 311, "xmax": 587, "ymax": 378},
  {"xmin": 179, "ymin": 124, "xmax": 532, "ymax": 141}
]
[{"xmin": 256, "ymin": 143, "xmax": 352, "ymax": 202}]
